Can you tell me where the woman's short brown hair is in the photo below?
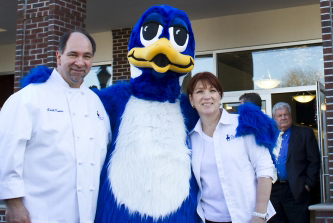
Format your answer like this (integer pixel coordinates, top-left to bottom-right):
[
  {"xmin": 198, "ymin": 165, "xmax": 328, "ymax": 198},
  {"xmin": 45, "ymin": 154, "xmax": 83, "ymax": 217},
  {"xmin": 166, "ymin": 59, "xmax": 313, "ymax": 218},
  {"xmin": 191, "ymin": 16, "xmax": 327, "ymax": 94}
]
[{"xmin": 186, "ymin": 72, "xmax": 223, "ymax": 100}]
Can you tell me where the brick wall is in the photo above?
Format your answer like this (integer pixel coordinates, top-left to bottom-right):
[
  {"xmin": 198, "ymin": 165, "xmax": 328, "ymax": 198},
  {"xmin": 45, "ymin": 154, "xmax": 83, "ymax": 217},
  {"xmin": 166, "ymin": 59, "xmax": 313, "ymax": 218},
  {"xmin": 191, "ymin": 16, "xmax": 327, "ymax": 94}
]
[
  {"xmin": 15, "ymin": 0, "xmax": 87, "ymax": 92},
  {"xmin": 320, "ymin": 0, "xmax": 333, "ymax": 201},
  {"xmin": 112, "ymin": 28, "xmax": 132, "ymax": 83},
  {"xmin": 315, "ymin": 210, "xmax": 333, "ymax": 222},
  {"xmin": 317, "ymin": 0, "xmax": 333, "ymax": 222}
]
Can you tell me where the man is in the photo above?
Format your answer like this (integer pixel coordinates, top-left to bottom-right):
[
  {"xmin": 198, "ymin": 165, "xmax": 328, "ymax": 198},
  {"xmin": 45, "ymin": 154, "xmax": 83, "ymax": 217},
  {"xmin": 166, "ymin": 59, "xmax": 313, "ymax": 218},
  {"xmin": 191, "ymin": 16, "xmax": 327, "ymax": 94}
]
[
  {"xmin": 269, "ymin": 102, "xmax": 320, "ymax": 223},
  {"xmin": 0, "ymin": 31, "xmax": 110, "ymax": 223},
  {"xmin": 239, "ymin": 92, "xmax": 262, "ymax": 108}
]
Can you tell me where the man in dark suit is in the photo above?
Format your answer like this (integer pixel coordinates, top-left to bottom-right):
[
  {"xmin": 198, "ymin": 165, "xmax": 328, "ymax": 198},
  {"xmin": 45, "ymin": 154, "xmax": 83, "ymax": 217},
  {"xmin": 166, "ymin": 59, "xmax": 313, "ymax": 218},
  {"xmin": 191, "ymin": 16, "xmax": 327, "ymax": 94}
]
[{"xmin": 268, "ymin": 102, "xmax": 321, "ymax": 223}]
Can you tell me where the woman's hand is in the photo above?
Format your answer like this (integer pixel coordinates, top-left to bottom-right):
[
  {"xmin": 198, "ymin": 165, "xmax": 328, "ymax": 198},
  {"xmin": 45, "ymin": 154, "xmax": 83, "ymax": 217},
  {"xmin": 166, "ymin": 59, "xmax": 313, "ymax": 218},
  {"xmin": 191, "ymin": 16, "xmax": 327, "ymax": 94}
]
[{"xmin": 250, "ymin": 216, "xmax": 266, "ymax": 223}]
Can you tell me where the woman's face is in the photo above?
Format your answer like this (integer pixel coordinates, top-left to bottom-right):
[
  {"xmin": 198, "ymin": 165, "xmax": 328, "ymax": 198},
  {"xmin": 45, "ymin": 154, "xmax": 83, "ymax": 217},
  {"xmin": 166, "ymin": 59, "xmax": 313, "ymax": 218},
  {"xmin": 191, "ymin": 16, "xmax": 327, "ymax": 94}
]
[{"xmin": 189, "ymin": 80, "xmax": 221, "ymax": 117}]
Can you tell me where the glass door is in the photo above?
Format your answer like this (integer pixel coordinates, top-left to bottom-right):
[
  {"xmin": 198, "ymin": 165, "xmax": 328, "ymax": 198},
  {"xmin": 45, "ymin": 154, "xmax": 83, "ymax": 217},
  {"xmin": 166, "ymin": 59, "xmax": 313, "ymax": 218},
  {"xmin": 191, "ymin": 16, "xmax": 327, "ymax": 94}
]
[{"xmin": 316, "ymin": 81, "xmax": 329, "ymax": 203}]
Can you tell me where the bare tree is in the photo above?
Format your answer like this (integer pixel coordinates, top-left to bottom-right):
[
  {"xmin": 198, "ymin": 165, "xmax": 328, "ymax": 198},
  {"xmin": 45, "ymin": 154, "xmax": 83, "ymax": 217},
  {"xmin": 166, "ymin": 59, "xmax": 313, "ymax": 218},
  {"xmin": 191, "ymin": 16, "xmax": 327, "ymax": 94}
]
[{"xmin": 280, "ymin": 67, "xmax": 323, "ymax": 87}]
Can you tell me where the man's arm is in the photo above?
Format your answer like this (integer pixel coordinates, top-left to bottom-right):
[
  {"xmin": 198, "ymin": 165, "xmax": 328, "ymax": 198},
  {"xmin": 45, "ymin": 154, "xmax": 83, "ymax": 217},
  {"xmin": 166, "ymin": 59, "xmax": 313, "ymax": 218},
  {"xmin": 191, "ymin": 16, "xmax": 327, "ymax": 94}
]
[
  {"xmin": 0, "ymin": 91, "xmax": 31, "ymax": 200},
  {"xmin": 5, "ymin": 198, "xmax": 31, "ymax": 223},
  {"xmin": 250, "ymin": 177, "xmax": 272, "ymax": 223},
  {"xmin": 305, "ymin": 128, "xmax": 321, "ymax": 190}
]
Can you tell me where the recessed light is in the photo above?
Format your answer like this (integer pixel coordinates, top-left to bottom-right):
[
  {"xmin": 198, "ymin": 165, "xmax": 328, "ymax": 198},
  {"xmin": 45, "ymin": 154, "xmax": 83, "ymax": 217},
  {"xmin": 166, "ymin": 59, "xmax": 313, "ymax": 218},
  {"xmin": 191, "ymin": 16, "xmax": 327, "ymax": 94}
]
[{"xmin": 0, "ymin": 28, "xmax": 7, "ymax": 32}]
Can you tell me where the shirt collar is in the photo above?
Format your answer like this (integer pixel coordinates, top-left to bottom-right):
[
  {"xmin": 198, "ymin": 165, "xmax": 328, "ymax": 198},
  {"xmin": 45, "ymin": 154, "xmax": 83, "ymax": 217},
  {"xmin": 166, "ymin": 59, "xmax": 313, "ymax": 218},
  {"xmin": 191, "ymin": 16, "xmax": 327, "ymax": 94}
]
[
  {"xmin": 190, "ymin": 109, "xmax": 231, "ymax": 135},
  {"xmin": 283, "ymin": 125, "xmax": 292, "ymax": 135}
]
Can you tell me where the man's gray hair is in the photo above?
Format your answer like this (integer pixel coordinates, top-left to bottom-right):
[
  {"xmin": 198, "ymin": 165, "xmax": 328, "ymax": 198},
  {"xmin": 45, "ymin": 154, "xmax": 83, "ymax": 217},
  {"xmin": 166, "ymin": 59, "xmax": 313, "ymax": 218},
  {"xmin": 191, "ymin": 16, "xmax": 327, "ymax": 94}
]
[{"xmin": 272, "ymin": 102, "xmax": 291, "ymax": 117}]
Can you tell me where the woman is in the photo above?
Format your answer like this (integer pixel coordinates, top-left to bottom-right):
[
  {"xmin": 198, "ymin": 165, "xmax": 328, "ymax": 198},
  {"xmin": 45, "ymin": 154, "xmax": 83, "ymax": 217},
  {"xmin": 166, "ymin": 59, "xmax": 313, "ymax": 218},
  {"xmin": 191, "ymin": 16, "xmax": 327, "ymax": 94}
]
[{"xmin": 187, "ymin": 72, "xmax": 275, "ymax": 223}]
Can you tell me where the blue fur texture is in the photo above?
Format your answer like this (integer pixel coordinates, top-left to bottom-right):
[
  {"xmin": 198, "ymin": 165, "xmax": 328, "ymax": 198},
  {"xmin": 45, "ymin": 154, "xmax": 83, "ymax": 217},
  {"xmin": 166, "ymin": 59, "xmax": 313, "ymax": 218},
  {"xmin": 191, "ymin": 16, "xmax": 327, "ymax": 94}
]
[
  {"xmin": 20, "ymin": 66, "xmax": 52, "ymax": 88},
  {"xmin": 179, "ymin": 93, "xmax": 199, "ymax": 133},
  {"xmin": 95, "ymin": 83, "xmax": 200, "ymax": 223},
  {"xmin": 131, "ymin": 69, "xmax": 182, "ymax": 103},
  {"xmin": 128, "ymin": 5, "xmax": 195, "ymax": 103},
  {"xmin": 128, "ymin": 5, "xmax": 195, "ymax": 58},
  {"xmin": 95, "ymin": 5, "xmax": 200, "ymax": 223},
  {"xmin": 236, "ymin": 103, "xmax": 279, "ymax": 163}
]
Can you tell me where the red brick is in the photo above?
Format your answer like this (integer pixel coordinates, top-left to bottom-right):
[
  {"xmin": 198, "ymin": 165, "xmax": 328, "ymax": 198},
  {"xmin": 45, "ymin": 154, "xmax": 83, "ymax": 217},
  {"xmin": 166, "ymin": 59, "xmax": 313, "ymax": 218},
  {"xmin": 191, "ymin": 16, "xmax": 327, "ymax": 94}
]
[{"xmin": 323, "ymin": 27, "xmax": 332, "ymax": 34}]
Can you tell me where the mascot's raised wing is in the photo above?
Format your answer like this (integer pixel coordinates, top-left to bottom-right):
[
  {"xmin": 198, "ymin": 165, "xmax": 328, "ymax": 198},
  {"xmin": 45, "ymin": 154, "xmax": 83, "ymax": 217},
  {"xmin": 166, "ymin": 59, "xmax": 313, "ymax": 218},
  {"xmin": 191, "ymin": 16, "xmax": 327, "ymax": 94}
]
[{"xmin": 95, "ymin": 5, "xmax": 200, "ymax": 223}]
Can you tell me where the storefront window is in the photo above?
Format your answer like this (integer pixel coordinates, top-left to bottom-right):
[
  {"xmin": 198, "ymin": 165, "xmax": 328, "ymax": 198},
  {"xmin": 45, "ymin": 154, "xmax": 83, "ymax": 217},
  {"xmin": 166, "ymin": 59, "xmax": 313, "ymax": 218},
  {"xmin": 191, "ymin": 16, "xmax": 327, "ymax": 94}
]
[
  {"xmin": 182, "ymin": 54, "xmax": 213, "ymax": 92},
  {"xmin": 217, "ymin": 44, "xmax": 324, "ymax": 92}
]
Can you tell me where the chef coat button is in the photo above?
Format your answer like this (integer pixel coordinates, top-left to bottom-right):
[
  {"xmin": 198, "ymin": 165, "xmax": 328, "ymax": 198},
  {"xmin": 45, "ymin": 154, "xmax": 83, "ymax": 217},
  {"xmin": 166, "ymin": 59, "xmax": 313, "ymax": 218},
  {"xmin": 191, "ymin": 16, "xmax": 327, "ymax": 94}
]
[
  {"xmin": 85, "ymin": 114, "xmax": 89, "ymax": 117},
  {"xmin": 221, "ymin": 177, "xmax": 225, "ymax": 181},
  {"xmin": 81, "ymin": 92, "xmax": 85, "ymax": 95},
  {"xmin": 90, "ymin": 187, "xmax": 95, "ymax": 191},
  {"xmin": 73, "ymin": 112, "xmax": 75, "ymax": 116},
  {"xmin": 78, "ymin": 187, "xmax": 82, "ymax": 192},
  {"xmin": 69, "ymin": 91, "xmax": 72, "ymax": 94},
  {"xmin": 78, "ymin": 161, "xmax": 83, "ymax": 165},
  {"xmin": 90, "ymin": 137, "xmax": 94, "ymax": 140},
  {"xmin": 91, "ymin": 162, "xmax": 95, "ymax": 165}
]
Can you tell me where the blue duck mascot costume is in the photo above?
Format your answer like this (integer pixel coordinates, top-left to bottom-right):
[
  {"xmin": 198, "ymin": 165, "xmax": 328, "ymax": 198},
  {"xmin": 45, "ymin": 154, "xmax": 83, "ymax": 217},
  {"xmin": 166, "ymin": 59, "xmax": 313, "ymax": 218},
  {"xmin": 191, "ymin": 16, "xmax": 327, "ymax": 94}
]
[{"xmin": 95, "ymin": 5, "xmax": 200, "ymax": 223}]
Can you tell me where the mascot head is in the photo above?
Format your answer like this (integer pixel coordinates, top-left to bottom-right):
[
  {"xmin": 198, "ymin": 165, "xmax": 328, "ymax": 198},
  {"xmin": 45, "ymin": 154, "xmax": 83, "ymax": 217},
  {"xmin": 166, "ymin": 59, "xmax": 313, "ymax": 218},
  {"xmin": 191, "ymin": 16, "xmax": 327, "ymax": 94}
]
[{"xmin": 127, "ymin": 5, "xmax": 195, "ymax": 102}]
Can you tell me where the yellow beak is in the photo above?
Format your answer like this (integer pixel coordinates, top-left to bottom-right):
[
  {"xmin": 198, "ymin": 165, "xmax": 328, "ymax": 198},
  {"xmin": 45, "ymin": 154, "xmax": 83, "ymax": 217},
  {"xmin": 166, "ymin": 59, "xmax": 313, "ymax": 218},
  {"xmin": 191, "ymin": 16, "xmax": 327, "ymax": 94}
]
[{"xmin": 127, "ymin": 38, "xmax": 194, "ymax": 74}]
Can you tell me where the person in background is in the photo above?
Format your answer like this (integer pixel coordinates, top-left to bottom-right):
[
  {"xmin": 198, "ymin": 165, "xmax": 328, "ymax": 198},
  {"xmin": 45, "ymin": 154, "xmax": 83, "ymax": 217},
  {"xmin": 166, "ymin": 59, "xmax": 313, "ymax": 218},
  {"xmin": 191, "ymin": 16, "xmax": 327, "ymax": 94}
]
[
  {"xmin": 0, "ymin": 30, "xmax": 110, "ymax": 223},
  {"xmin": 187, "ymin": 72, "xmax": 276, "ymax": 223},
  {"xmin": 268, "ymin": 102, "xmax": 320, "ymax": 223},
  {"xmin": 239, "ymin": 92, "xmax": 262, "ymax": 108}
]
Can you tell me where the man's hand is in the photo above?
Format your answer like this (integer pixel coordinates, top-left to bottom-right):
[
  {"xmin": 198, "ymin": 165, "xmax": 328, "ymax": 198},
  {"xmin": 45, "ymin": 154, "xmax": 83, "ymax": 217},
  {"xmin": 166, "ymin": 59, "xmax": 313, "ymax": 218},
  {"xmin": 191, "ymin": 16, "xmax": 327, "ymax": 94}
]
[
  {"xmin": 5, "ymin": 198, "xmax": 31, "ymax": 223},
  {"xmin": 250, "ymin": 216, "xmax": 266, "ymax": 223},
  {"xmin": 305, "ymin": 185, "xmax": 311, "ymax": 192}
]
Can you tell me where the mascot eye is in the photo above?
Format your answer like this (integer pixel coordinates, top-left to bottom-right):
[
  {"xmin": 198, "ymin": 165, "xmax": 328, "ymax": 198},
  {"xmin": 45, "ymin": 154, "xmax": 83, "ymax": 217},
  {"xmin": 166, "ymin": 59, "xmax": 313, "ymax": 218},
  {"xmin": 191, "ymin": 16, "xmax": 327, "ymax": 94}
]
[
  {"xmin": 140, "ymin": 22, "xmax": 163, "ymax": 46},
  {"xmin": 169, "ymin": 26, "xmax": 189, "ymax": 52}
]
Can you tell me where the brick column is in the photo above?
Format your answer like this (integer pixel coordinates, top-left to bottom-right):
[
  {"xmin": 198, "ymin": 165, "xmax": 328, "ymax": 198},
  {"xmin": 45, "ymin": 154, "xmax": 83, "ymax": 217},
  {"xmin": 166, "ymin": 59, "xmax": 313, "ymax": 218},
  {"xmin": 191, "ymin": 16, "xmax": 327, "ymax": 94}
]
[
  {"xmin": 315, "ymin": 0, "xmax": 333, "ymax": 222},
  {"xmin": 112, "ymin": 28, "xmax": 132, "ymax": 83},
  {"xmin": 14, "ymin": 0, "xmax": 87, "ymax": 92}
]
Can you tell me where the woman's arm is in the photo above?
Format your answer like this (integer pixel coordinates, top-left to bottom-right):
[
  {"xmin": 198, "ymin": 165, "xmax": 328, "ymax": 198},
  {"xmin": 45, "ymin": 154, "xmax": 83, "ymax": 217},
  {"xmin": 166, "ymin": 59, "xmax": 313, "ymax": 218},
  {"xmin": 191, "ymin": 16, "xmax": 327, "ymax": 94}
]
[{"xmin": 250, "ymin": 177, "xmax": 272, "ymax": 223}]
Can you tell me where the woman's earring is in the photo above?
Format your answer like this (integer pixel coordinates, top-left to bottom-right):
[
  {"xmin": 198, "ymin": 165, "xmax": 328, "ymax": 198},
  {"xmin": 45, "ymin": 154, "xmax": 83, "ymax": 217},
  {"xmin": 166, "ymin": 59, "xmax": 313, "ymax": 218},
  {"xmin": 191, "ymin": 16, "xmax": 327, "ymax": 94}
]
[{"xmin": 192, "ymin": 104, "xmax": 195, "ymax": 108}]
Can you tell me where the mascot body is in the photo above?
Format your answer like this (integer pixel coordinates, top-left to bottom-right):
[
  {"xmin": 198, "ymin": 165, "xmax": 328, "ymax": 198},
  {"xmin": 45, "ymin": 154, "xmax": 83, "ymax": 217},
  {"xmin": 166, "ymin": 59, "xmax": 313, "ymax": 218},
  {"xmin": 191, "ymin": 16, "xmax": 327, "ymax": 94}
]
[{"xmin": 95, "ymin": 5, "xmax": 200, "ymax": 223}]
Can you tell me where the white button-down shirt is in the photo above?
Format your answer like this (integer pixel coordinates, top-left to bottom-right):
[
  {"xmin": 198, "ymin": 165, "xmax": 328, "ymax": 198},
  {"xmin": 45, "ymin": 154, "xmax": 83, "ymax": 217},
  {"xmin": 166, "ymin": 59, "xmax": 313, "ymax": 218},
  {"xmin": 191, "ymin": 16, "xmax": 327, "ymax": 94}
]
[
  {"xmin": 189, "ymin": 109, "xmax": 275, "ymax": 223},
  {"xmin": 0, "ymin": 69, "xmax": 110, "ymax": 223}
]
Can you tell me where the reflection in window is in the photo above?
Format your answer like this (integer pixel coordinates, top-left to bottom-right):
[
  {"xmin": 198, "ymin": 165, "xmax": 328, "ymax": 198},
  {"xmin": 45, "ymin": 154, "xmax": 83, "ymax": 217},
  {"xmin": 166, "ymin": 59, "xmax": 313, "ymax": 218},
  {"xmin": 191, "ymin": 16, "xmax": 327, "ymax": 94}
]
[
  {"xmin": 223, "ymin": 101, "xmax": 266, "ymax": 114},
  {"xmin": 191, "ymin": 55, "xmax": 214, "ymax": 76},
  {"xmin": 217, "ymin": 44, "xmax": 324, "ymax": 92},
  {"xmin": 84, "ymin": 65, "xmax": 112, "ymax": 89},
  {"xmin": 182, "ymin": 55, "xmax": 213, "ymax": 92},
  {"xmin": 253, "ymin": 45, "xmax": 324, "ymax": 88}
]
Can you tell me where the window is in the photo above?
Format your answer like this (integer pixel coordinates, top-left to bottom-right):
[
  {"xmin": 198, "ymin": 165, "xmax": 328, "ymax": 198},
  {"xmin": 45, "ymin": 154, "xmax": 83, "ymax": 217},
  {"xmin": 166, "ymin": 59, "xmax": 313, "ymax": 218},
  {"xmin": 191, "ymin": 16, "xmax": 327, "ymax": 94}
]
[
  {"xmin": 182, "ymin": 54, "xmax": 213, "ymax": 92},
  {"xmin": 83, "ymin": 65, "xmax": 112, "ymax": 89},
  {"xmin": 217, "ymin": 44, "xmax": 324, "ymax": 92}
]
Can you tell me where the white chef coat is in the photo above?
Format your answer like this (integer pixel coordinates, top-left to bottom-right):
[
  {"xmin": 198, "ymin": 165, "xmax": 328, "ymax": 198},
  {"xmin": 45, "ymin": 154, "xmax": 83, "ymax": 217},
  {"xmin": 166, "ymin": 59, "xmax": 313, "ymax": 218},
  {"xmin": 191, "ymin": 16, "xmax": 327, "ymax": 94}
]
[
  {"xmin": 189, "ymin": 109, "xmax": 275, "ymax": 223},
  {"xmin": 0, "ymin": 69, "xmax": 110, "ymax": 223}
]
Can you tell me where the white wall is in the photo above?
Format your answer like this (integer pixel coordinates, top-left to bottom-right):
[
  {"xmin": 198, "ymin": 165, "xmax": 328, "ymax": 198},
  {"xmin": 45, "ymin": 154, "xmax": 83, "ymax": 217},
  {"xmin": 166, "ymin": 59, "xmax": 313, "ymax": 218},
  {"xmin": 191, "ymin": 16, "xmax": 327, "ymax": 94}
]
[
  {"xmin": 91, "ymin": 31, "xmax": 113, "ymax": 64},
  {"xmin": 0, "ymin": 44, "xmax": 15, "ymax": 74},
  {"xmin": 192, "ymin": 4, "xmax": 322, "ymax": 52}
]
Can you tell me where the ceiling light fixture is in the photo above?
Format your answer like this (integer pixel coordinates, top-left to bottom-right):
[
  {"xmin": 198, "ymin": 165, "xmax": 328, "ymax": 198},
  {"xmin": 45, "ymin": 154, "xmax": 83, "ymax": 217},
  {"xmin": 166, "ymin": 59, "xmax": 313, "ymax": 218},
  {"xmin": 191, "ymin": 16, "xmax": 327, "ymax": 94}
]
[
  {"xmin": 0, "ymin": 28, "xmax": 7, "ymax": 32},
  {"xmin": 292, "ymin": 92, "xmax": 315, "ymax": 103},
  {"xmin": 254, "ymin": 71, "xmax": 280, "ymax": 89}
]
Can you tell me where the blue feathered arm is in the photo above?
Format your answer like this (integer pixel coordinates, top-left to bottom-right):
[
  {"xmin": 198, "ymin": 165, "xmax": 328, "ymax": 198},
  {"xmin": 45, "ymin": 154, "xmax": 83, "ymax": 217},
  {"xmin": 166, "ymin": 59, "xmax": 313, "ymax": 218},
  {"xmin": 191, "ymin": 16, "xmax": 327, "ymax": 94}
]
[
  {"xmin": 179, "ymin": 93, "xmax": 199, "ymax": 133},
  {"xmin": 236, "ymin": 103, "xmax": 279, "ymax": 157},
  {"xmin": 20, "ymin": 66, "xmax": 52, "ymax": 88}
]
